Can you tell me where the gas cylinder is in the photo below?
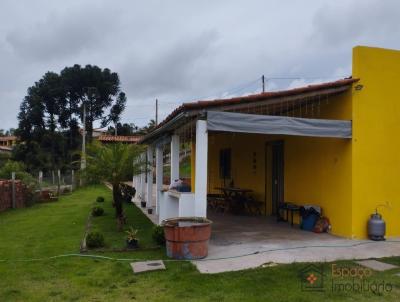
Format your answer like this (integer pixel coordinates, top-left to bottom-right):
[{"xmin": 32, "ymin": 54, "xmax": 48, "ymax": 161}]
[{"xmin": 368, "ymin": 212, "xmax": 386, "ymax": 241}]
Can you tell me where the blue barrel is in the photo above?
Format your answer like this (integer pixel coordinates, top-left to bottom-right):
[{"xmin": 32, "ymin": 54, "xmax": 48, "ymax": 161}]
[{"xmin": 301, "ymin": 213, "xmax": 319, "ymax": 231}]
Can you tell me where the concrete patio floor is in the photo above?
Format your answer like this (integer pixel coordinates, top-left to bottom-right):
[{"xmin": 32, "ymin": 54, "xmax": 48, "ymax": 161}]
[
  {"xmin": 193, "ymin": 213, "xmax": 400, "ymax": 274},
  {"xmin": 130, "ymin": 189, "xmax": 400, "ymax": 274}
]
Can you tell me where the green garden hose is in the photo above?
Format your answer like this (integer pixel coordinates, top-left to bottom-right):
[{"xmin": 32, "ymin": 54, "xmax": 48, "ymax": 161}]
[{"xmin": 1, "ymin": 240, "xmax": 400, "ymax": 263}]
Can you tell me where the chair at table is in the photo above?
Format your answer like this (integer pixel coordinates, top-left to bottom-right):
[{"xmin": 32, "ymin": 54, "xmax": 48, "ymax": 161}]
[
  {"xmin": 207, "ymin": 193, "xmax": 230, "ymax": 213},
  {"xmin": 277, "ymin": 202, "xmax": 300, "ymax": 227},
  {"xmin": 245, "ymin": 196, "xmax": 263, "ymax": 215}
]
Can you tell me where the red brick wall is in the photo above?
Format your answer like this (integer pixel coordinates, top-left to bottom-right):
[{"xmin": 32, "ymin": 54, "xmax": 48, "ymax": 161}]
[{"xmin": 0, "ymin": 180, "xmax": 28, "ymax": 212}]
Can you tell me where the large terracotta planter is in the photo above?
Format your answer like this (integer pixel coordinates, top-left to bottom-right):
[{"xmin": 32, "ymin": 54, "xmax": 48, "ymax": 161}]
[{"xmin": 162, "ymin": 217, "xmax": 212, "ymax": 260}]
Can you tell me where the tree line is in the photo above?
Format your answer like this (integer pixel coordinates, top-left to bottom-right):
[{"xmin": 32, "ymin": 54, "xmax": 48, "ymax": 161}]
[{"xmin": 11, "ymin": 64, "xmax": 155, "ymax": 174}]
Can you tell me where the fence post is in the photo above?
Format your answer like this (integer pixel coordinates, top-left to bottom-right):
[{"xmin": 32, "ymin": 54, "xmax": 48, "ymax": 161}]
[
  {"xmin": 71, "ymin": 170, "xmax": 75, "ymax": 192},
  {"xmin": 39, "ymin": 171, "xmax": 43, "ymax": 194},
  {"xmin": 11, "ymin": 172, "xmax": 16, "ymax": 209},
  {"xmin": 57, "ymin": 170, "xmax": 61, "ymax": 196}
]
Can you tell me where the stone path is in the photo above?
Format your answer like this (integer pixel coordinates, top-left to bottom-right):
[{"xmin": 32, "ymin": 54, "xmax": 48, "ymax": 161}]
[
  {"xmin": 356, "ymin": 259, "xmax": 398, "ymax": 271},
  {"xmin": 131, "ymin": 260, "xmax": 166, "ymax": 273}
]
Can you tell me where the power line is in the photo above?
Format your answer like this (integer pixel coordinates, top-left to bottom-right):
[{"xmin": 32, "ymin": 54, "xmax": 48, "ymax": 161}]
[
  {"xmin": 264, "ymin": 75, "xmax": 349, "ymax": 80},
  {"xmin": 155, "ymin": 99, "xmax": 158, "ymax": 126},
  {"xmin": 124, "ymin": 78, "xmax": 262, "ymax": 110},
  {"xmin": 126, "ymin": 101, "xmax": 181, "ymax": 107},
  {"xmin": 123, "ymin": 75, "xmax": 349, "ymax": 123},
  {"xmin": 262, "ymin": 75, "xmax": 265, "ymax": 93}
]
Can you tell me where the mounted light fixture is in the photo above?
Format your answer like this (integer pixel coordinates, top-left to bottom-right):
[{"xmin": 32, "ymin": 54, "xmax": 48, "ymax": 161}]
[{"xmin": 355, "ymin": 84, "xmax": 364, "ymax": 91}]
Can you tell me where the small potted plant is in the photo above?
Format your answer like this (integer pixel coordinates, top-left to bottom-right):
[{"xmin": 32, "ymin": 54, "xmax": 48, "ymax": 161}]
[
  {"xmin": 126, "ymin": 227, "xmax": 139, "ymax": 249},
  {"xmin": 140, "ymin": 196, "xmax": 146, "ymax": 208}
]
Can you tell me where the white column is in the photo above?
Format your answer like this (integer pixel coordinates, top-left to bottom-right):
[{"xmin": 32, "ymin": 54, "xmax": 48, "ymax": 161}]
[
  {"xmin": 134, "ymin": 176, "xmax": 141, "ymax": 202},
  {"xmin": 146, "ymin": 146, "xmax": 154, "ymax": 206},
  {"xmin": 170, "ymin": 134, "xmax": 180, "ymax": 182},
  {"xmin": 155, "ymin": 145, "xmax": 163, "ymax": 214},
  {"xmin": 194, "ymin": 120, "xmax": 208, "ymax": 217},
  {"xmin": 140, "ymin": 153, "xmax": 146, "ymax": 201},
  {"xmin": 133, "ymin": 158, "xmax": 139, "ymax": 202}
]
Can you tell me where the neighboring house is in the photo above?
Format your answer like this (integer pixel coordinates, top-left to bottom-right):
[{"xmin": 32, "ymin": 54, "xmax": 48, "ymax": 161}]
[
  {"xmin": 79, "ymin": 127, "xmax": 142, "ymax": 144},
  {"xmin": 0, "ymin": 146, "xmax": 12, "ymax": 153},
  {"xmin": 136, "ymin": 46, "xmax": 400, "ymax": 239},
  {"xmin": 97, "ymin": 135, "xmax": 142, "ymax": 144},
  {"xmin": 0, "ymin": 136, "xmax": 17, "ymax": 154},
  {"xmin": 79, "ymin": 128, "xmax": 108, "ymax": 139}
]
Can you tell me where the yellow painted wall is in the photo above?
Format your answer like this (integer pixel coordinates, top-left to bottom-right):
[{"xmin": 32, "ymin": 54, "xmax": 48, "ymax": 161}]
[
  {"xmin": 206, "ymin": 89, "xmax": 354, "ymax": 237},
  {"xmin": 283, "ymin": 89, "xmax": 353, "ymax": 237},
  {"xmin": 352, "ymin": 46, "xmax": 400, "ymax": 238},
  {"xmin": 186, "ymin": 46, "xmax": 400, "ymax": 239},
  {"xmin": 208, "ymin": 133, "xmax": 267, "ymax": 209},
  {"xmin": 284, "ymin": 136, "xmax": 352, "ymax": 236}
]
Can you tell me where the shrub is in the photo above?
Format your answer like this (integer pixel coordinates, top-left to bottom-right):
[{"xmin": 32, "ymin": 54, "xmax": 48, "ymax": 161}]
[
  {"xmin": 86, "ymin": 232, "xmax": 104, "ymax": 248},
  {"xmin": 92, "ymin": 206, "xmax": 104, "ymax": 217},
  {"xmin": 0, "ymin": 160, "xmax": 37, "ymax": 189},
  {"xmin": 96, "ymin": 196, "xmax": 105, "ymax": 203},
  {"xmin": 152, "ymin": 225, "xmax": 165, "ymax": 246}
]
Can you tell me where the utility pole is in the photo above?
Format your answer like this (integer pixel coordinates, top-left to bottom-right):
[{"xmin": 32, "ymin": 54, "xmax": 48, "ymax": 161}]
[
  {"xmin": 262, "ymin": 75, "xmax": 265, "ymax": 93},
  {"xmin": 155, "ymin": 98, "xmax": 158, "ymax": 126},
  {"xmin": 80, "ymin": 102, "xmax": 86, "ymax": 185}
]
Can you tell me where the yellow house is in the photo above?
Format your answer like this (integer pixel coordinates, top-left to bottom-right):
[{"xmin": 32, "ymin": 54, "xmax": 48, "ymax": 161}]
[{"xmin": 138, "ymin": 46, "xmax": 400, "ymax": 239}]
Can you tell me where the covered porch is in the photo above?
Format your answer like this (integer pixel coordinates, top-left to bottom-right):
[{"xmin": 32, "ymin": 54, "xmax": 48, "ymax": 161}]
[{"xmin": 135, "ymin": 79, "xmax": 355, "ymax": 236}]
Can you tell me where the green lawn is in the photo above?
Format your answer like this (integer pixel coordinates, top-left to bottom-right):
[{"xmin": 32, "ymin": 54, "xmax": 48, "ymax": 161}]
[
  {"xmin": 90, "ymin": 191, "xmax": 157, "ymax": 250},
  {"xmin": 1, "ymin": 185, "xmax": 400, "ymax": 301}
]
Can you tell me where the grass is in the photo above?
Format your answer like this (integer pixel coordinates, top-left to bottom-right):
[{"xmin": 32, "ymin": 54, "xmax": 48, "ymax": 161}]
[
  {"xmin": 90, "ymin": 193, "xmax": 157, "ymax": 249},
  {"xmin": 1, "ymin": 185, "xmax": 400, "ymax": 301},
  {"xmin": 163, "ymin": 156, "xmax": 192, "ymax": 179}
]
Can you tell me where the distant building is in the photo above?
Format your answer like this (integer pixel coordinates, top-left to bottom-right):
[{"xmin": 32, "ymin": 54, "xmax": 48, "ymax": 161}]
[
  {"xmin": 97, "ymin": 135, "xmax": 142, "ymax": 144},
  {"xmin": 79, "ymin": 127, "xmax": 142, "ymax": 144},
  {"xmin": 79, "ymin": 128, "xmax": 108, "ymax": 139},
  {"xmin": 0, "ymin": 136, "xmax": 17, "ymax": 153}
]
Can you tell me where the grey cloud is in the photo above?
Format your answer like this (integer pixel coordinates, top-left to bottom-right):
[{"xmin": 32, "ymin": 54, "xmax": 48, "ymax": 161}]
[
  {"xmin": 1, "ymin": 0, "xmax": 400, "ymax": 130},
  {"xmin": 121, "ymin": 30, "xmax": 220, "ymax": 99},
  {"xmin": 310, "ymin": 0, "xmax": 400, "ymax": 49},
  {"xmin": 5, "ymin": 5, "xmax": 120, "ymax": 62}
]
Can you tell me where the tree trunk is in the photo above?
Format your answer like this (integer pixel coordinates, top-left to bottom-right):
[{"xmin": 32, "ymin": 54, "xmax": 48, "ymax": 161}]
[{"xmin": 112, "ymin": 183, "xmax": 125, "ymax": 230}]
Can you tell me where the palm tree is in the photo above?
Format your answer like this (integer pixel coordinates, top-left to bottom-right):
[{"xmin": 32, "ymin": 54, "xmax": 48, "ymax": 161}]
[{"xmin": 85, "ymin": 141, "xmax": 147, "ymax": 228}]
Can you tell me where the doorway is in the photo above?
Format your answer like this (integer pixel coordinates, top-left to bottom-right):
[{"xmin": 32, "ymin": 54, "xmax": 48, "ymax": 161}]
[{"xmin": 265, "ymin": 140, "xmax": 284, "ymax": 216}]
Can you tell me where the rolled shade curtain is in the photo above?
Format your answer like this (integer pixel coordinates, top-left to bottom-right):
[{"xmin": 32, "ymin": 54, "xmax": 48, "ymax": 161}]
[{"xmin": 206, "ymin": 111, "xmax": 352, "ymax": 138}]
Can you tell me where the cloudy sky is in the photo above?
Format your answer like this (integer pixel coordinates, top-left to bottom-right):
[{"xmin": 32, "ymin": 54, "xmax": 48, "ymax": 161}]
[{"xmin": 0, "ymin": 0, "xmax": 399, "ymax": 130}]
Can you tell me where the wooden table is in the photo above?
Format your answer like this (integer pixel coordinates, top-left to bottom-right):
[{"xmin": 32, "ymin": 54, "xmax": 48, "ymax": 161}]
[{"xmin": 214, "ymin": 187, "xmax": 253, "ymax": 214}]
